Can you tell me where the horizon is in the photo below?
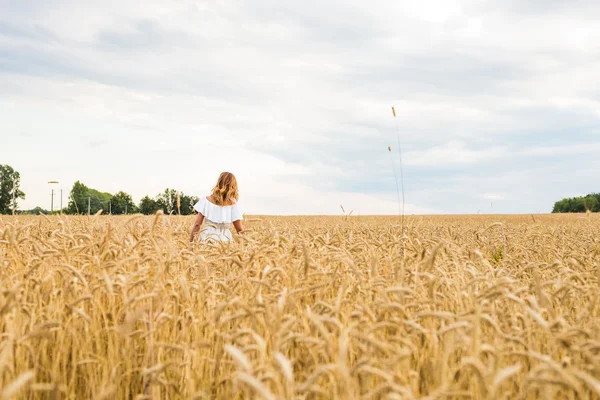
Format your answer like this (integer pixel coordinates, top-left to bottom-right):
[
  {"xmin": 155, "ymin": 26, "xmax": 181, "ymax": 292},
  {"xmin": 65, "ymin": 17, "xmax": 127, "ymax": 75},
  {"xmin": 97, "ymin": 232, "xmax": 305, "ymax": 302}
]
[
  {"xmin": 3, "ymin": 180, "xmax": 578, "ymax": 215},
  {"xmin": 2, "ymin": 1, "xmax": 599, "ymax": 215}
]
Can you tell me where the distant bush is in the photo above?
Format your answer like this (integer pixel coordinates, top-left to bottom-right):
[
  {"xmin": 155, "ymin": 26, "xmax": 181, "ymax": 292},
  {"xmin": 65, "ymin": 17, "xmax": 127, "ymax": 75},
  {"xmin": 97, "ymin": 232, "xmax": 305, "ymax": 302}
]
[
  {"xmin": 552, "ymin": 193, "xmax": 600, "ymax": 213},
  {"xmin": 20, "ymin": 206, "xmax": 51, "ymax": 215}
]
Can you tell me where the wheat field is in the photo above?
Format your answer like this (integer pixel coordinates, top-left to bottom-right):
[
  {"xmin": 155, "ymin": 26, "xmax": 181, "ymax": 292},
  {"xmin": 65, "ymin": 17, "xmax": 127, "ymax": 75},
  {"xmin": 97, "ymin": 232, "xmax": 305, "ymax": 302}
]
[{"xmin": 0, "ymin": 213, "xmax": 599, "ymax": 399}]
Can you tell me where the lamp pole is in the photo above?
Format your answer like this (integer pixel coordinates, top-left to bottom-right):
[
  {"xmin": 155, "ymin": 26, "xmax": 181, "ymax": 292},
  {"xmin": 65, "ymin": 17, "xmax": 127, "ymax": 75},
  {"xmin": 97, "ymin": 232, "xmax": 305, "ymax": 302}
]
[{"xmin": 48, "ymin": 181, "xmax": 59, "ymax": 213}]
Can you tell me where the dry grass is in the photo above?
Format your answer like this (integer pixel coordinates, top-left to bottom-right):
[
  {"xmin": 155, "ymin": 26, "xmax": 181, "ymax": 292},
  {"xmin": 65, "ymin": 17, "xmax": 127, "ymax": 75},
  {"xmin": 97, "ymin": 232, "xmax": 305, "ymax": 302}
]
[{"xmin": 1, "ymin": 213, "xmax": 599, "ymax": 399}]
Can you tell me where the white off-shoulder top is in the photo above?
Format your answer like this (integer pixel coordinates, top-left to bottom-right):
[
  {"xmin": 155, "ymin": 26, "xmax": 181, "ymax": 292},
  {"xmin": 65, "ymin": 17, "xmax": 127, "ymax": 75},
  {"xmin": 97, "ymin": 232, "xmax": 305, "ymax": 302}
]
[{"xmin": 193, "ymin": 197, "xmax": 243, "ymax": 242}]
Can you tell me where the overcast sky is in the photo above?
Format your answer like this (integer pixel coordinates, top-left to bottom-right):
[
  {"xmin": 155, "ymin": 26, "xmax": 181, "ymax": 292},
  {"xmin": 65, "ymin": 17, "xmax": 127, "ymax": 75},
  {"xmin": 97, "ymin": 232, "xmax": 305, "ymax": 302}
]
[{"xmin": 1, "ymin": 0, "xmax": 599, "ymax": 214}]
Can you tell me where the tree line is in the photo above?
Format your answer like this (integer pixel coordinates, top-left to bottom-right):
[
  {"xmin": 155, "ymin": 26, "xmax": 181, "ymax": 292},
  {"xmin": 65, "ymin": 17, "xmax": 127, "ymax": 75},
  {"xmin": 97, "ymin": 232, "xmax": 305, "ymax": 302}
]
[
  {"xmin": 552, "ymin": 193, "xmax": 600, "ymax": 213},
  {"xmin": 0, "ymin": 164, "xmax": 200, "ymax": 215},
  {"xmin": 4, "ymin": 162, "xmax": 598, "ymax": 215},
  {"xmin": 66, "ymin": 181, "xmax": 200, "ymax": 215}
]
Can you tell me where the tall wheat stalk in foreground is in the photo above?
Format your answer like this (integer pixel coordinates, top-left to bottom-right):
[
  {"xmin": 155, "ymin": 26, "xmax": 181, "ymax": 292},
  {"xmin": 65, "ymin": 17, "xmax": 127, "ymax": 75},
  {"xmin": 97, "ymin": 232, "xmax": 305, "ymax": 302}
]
[{"xmin": 0, "ymin": 213, "xmax": 599, "ymax": 399}]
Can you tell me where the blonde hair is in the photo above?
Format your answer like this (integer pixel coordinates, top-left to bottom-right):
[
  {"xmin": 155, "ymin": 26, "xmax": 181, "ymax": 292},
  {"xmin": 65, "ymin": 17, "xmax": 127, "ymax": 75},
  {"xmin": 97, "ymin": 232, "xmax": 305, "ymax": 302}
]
[{"xmin": 210, "ymin": 172, "xmax": 239, "ymax": 206}]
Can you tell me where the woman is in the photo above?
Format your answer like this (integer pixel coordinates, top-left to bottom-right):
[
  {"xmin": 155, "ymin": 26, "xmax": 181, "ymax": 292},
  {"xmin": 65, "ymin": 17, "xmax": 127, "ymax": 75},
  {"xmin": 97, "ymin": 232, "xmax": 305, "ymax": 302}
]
[{"xmin": 189, "ymin": 172, "xmax": 245, "ymax": 243}]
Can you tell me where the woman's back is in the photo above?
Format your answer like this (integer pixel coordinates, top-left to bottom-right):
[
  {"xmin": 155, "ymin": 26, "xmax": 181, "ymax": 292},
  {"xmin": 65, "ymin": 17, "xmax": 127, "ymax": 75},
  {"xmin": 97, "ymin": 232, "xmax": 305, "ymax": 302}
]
[
  {"xmin": 193, "ymin": 196, "xmax": 243, "ymax": 242},
  {"xmin": 189, "ymin": 172, "xmax": 244, "ymax": 243}
]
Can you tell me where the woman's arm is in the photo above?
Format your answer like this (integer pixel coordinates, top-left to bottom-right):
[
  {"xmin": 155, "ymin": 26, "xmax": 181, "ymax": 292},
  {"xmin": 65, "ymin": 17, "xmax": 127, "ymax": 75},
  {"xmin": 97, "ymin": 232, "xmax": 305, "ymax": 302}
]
[
  {"xmin": 190, "ymin": 213, "xmax": 205, "ymax": 242},
  {"xmin": 233, "ymin": 220, "xmax": 245, "ymax": 234}
]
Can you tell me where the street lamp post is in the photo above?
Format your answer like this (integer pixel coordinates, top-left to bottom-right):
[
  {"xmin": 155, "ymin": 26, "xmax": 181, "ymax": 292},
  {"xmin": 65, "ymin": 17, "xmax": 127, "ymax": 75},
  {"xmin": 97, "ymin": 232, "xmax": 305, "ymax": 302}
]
[{"xmin": 48, "ymin": 181, "xmax": 59, "ymax": 213}]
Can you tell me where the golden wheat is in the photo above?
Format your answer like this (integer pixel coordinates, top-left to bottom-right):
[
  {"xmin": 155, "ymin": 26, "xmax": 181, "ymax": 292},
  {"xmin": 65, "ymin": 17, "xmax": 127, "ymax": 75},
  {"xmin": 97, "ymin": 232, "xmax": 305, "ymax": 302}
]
[{"xmin": 0, "ymin": 213, "xmax": 599, "ymax": 399}]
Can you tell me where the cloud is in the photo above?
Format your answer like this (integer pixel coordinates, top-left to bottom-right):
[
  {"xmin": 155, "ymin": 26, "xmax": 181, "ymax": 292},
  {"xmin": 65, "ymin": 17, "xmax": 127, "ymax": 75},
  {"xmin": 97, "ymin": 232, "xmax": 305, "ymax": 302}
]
[
  {"xmin": 479, "ymin": 193, "xmax": 505, "ymax": 200},
  {"xmin": 1, "ymin": 0, "xmax": 599, "ymax": 214},
  {"xmin": 404, "ymin": 142, "xmax": 507, "ymax": 167},
  {"xmin": 88, "ymin": 140, "xmax": 107, "ymax": 148},
  {"xmin": 522, "ymin": 142, "xmax": 600, "ymax": 157}
]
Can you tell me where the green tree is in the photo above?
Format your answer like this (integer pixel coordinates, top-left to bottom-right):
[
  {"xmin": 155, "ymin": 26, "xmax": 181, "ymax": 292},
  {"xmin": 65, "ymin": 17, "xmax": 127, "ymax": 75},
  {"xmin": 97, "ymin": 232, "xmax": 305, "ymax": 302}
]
[
  {"xmin": 24, "ymin": 206, "xmax": 50, "ymax": 215},
  {"xmin": 154, "ymin": 189, "xmax": 199, "ymax": 215},
  {"xmin": 588, "ymin": 193, "xmax": 600, "ymax": 212},
  {"xmin": 67, "ymin": 181, "xmax": 112, "ymax": 214},
  {"xmin": 110, "ymin": 191, "xmax": 136, "ymax": 215},
  {"xmin": 138, "ymin": 196, "xmax": 160, "ymax": 215},
  {"xmin": 68, "ymin": 181, "xmax": 89, "ymax": 214},
  {"xmin": 584, "ymin": 195, "xmax": 599, "ymax": 212},
  {"xmin": 179, "ymin": 193, "xmax": 200, "ymax": 215},
  {"xmin": 156, "ymin": 188, "xmax": 177, "ymax": 215},
  {"xmin": 552, "ymin": 192, "xmax": 600, "ymax": 213},
  {"xmin": 0, "ymin": 165, "xmax": 26, "ymax": 214},
  {"xmin": 89, "ymin": 188, "xmax": 112, "ymax": 213}
]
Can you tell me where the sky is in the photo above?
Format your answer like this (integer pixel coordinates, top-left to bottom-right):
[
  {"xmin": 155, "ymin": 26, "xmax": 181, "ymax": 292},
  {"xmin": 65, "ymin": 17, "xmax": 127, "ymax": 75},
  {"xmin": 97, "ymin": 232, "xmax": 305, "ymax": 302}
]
[{"xmin": 1, "ymin": 0, "xmax": 599, "ymax": 215}]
